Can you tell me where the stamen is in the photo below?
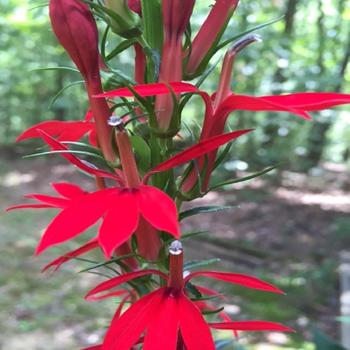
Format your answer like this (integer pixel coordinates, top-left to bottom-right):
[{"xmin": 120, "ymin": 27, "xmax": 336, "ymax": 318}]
[
  {"xmin": 169, "ymin": 240, "xmax": 183, "ymax": 255},
  {"xmin": 108, "ymin": 115, "xmax": 123, "ymax": 128},
  {"xmin": 229, "ymin": 34, "xmax": 262, "ymax": 55}
]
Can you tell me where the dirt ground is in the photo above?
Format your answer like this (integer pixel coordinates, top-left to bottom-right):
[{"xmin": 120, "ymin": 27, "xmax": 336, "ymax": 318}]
[{"xmin": 1, "ymin": 152, "xmax": 349, "ymax": 349}]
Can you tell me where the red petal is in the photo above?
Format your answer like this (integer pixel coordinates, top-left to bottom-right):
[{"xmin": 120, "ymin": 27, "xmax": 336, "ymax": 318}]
[
  {"xmin": 102, "ymin": 289, "xmax": 164, "ymax": 350},
  {"xmin": 25, "ymin": 194, "xmax": 69, "ymax": 208},
  {"xmin": 179, "ymin": 293, "xmax": 215, "ymax": 350},
  {"xmin": 42, "ymin": 238, "xmax": 99, "ymax": 272},
  {"xmin": 218, "ymin": 94, "xmax": 312, "ymax": 120},
  {"xmin": 260, "ymin": 92, "xmax": 350, "ymax": 111},
  {"xmin": 143, "ymin": 290, "xmax": 179, "ymax": 350},
  {"xmin": 96, "ymin": 82, "xmax": 197, "ymax": 98},
  {"xmin": 81, "ymin": 346, "xmax": 102, "ymax": 350},
  {"xmin": 86, "ymin": 289, "xmax": 129, "ymax": 301},
  {"xmin": 210, "ymin": 321, "xmax": 294, "ymax": 332},
  {"xmin": 37, "ymin": 130, "xmax": 122, "ymax": 183},
  {"xmin": 145, "ymin": 129, "xmax": 253, "ymax": 181},
  {"xmin": 98, "ymin": 191, "xmax": 139, "ymax": 257},
  {"xmin": 85, "ymin": 270, "xmax": 167, "ymax": 301},
  {"xmin": 84, "ymin": 109, "xmax": 93, "ymax": 121},
  {"xmin": 137, "ymin": 185, "xmax": 180, "ymax": 237},
  {"xmin": 186, "ymin": 271, "xmax": 284, "ymax": 294},
  {"xmin": 52, "ymin": 182, "xmax": 85, "ymax": 199},
  {"xmin": 114, "ymin": 293, "xmax": 133, "ymax": 320},
  {"xmin": 35, "ymin": 189, "xmax": 113, "ymax": 255},
  {"xmin": 16, "ymin": 121, "xmax": 94, "ymax": 142},
  {"xmin": 6, "ymin": 203, "xmax": 55, "ymax": 211}
]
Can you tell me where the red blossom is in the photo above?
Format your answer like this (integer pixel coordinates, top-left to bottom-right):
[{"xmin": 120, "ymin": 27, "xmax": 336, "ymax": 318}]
[
  {"xmin": 86, "ymin": 242, "xmax": 290, "ymax": 350},
  {"xmin": 8, "ymin": 182, "xmax": 180, "ymax": 257}
]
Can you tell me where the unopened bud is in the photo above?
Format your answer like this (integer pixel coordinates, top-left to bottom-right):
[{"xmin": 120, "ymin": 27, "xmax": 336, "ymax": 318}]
[
  {"xmin": 105, "ymin": 0, "xmax": 142, "ymax": 38},
  {"xmin": 229, "ymin": 34, "xmax": 262, "ymax": 55}
]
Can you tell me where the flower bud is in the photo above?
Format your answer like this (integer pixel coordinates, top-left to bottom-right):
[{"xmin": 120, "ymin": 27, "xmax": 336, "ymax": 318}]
[
  {"xmin": 105, "ymin": 0, "xmax": 142, "ymax": 38},
  {"xmin": 49, "ymin": 0, "xmax": 99, "ymax": 82}
]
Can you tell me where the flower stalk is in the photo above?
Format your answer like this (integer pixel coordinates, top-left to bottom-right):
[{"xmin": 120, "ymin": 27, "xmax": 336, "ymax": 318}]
[{"xmin": 168, "ymin": 240, "xmax": 184, "ymax": 292}]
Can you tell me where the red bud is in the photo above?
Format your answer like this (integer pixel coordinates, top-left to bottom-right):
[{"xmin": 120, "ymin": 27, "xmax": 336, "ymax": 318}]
[{"xmin": 49, "ymin": 0, "xmax": 99, "ymax": 82}]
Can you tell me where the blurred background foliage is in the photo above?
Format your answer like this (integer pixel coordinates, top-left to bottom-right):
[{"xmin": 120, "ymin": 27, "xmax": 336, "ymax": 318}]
[{"xmin": 1, "ymin": 1, "xmax": 350, "ymax": 349}]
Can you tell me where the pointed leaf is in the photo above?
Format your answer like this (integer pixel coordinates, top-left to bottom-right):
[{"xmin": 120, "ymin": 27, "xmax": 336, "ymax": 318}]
[
  {"xmin": 37, "ymin": 130, "xmax": 122, "ymax": 182},
  {"xmin": 85, "ymin": 270, "xmax": 167, "ymax": 300},
  {"xmin": 186, "ymin": 271, "xmax": 284, "ymax": 294},
  {"xmin": 180, "ymin": 205, "xmax": 235, "ymax": 221}
]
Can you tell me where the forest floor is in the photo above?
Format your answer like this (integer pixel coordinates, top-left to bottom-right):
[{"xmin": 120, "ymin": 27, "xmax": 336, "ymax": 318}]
[{"xmin": 1, "ymin": 153, "xmax": 349, "ymax": 350}]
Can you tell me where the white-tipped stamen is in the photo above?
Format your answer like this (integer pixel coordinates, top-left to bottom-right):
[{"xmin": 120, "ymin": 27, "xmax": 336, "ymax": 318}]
[
  {"xmin": 108, "ymin": 115, "xmax": 123, "ymax": 127},
  {"xmin": 230, "ymin": 34, "xmax": 262, "ymax": 55},
  {"xmin": 169, "ymin": 240, "xmax": 183, "ymax": 255}
]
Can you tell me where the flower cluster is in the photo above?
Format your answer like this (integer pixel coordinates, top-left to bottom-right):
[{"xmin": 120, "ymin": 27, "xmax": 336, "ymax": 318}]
[{"xmin": 8, "ymin": 0, "xmax": 350, "ymax": 349}]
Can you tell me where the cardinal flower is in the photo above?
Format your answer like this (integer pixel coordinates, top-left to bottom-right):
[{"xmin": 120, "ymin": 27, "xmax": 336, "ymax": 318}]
[
  {"xmin": 85, "ymin": 241, "xmax": 292, "ymax": 350},
  {"xmin": 49, "ymin": 0, "xmax": 114, "ymax": 161},
  {"xmin": 8, "ymin": 180, "xmax": 179, "ymax": 258},
  {"xmin": 16, "ymin": 110, "xmax": 97, "ymax": 145},
  {"xmin": 8, "ymin": 128, "xmax": 180, "ymax": 258},
  {"xmin": 183, "ymin": 35, "xmax": 350, "ymax": 191}
]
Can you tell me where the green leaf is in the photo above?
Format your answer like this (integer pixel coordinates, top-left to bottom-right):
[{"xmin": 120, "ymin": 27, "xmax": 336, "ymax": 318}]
[
  {"xmin": 215, "ymin": 340, "xmax": 234, "ymax": 350},
  {"xmin": 31, "ymin": 66, "xmax": 79, "ymax": 73},
  {"xmin": 23, "ymin": 150, "xmax": 105, "ymax": 162},
  {"xmin": 140, "ymin": 0, "xmax": 163, "ymax": 53},
  {"xmin": 130, "ymin": 135, "xmax": 151, "ymax": 173},
  {"xmin": 181, "ymin": 230, "xmax": 209, "ymax": 240},
  {"xmin": 216, "ymin": 16, "xmax": 284, "ymax": 52},
  {"xmin": 48, "ymin": 80, "xmax": 84, "ymax": 109},
  {"xmin": 179, "ymin": 205, "xmax": 235, "ymax": 221},
  {"xmin": 184, "ymin": 258, "xmax": 221, "ymax": 270},
  {"xmin": 185, "ymin": 282, "xmax": 202, "ymax": 299},
  {"xmin": 202, "ymin": 306, "xmax": 224, "ymax": 315},
  {"xmin": 313, "ymin": 329, "xmax": 347, "ymax": 350},
  {"xmin": 78, "ymin": 254, "xmax": 138, "ymax": 273},
  {"xmin": 209, "ymin": 165, "xmax": 278, "ymax": 191},
  {"xmin": 106, "ymin": 38, "xmax": 137, "ymax": 61}
]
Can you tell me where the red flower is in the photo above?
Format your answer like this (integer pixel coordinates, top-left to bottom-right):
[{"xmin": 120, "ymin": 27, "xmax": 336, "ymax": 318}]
[
  {"xmin": 8, "ymin": 181, "xmax": 179, "ymax": 257},
  {"xmin": 16, "ymin": 110, "xmax": 96, "ymax": 145},
  {"xmin": 49, "ymin": 0, "xmax": 115, "ymax": 161},
  {"xmin": 85, "ymin": 242, "xmax": 292, "ymax": 350}
]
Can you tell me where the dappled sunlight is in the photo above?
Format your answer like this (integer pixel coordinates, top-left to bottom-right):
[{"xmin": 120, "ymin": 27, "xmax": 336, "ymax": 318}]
[
  {"xmin": 1, "ymin": 170, "xmax": 36, "ymax": 187},
  {"xmin": 275, "ymin": 188, "xmax": 350, "ymax": 212}
]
